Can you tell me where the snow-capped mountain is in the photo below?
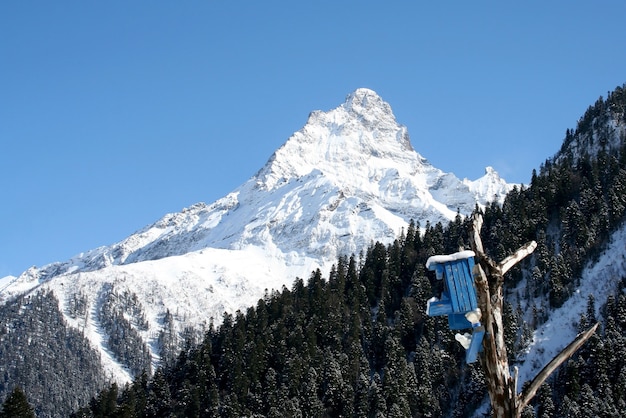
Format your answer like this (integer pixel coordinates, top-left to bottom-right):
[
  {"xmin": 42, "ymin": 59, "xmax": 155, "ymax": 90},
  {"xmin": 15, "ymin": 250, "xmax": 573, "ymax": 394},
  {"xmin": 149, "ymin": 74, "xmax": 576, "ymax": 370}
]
[{"xmin": 0, "ymin": 88, "xmax": 515, "ymax": 382}]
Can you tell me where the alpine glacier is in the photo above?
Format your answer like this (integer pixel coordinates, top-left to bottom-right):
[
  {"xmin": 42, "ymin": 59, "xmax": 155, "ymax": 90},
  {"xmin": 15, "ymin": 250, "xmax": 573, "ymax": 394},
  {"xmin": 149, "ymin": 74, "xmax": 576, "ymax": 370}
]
[{"xmin": 0, "ymin": 88, "xmax": 515, "ymax": 382}]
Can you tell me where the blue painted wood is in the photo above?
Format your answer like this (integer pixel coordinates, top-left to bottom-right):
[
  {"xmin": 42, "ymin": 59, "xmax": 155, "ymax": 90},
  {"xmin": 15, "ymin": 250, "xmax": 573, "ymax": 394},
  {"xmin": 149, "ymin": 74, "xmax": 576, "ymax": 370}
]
[
  {"xmin": 461, "ymin": 262, "xmax": 474, "ymax": 309},
  {"xmin": 426, "ymin": 253, "xmax": 485, "ymax": 362},
  {"xmin": 463, "ymin": 257, "xmax": 478, "ymax": 308},
  {"xmin": 439, "ymin": 258, "xmax": 478, "ymax": 314},
  {"xmin": 444, "ymin": 262, "xmax": 461, "ymax": 311},
  {"xmin": 448, "ymin": 313, "xmax": 472, "ymax": 330},
  {"xmin": 427, "ymin": 295, "xmax": 454, "ymax": 316},
  {"xmin": 465, "ymin": 326, "xmax": 485, "ymax": 364},
  {"xmin": 433, "ymin": 264, "xmax": 445, "ymax": 281}
]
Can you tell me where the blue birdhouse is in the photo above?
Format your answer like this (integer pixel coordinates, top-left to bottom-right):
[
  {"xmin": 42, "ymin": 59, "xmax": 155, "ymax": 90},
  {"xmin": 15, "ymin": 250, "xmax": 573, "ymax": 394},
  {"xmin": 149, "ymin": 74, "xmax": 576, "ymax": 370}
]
[{"xmin": 425, "ymin": 250, "xmax": 485, "ymax": 364}]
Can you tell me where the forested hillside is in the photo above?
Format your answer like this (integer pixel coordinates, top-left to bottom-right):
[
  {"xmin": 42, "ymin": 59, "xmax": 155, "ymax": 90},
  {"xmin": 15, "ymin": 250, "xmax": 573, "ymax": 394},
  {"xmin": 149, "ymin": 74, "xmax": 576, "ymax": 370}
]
[
  {"xmin": 0, "ymin": 292, "xmax": 106, "ymax": 417},
  {"xmin": 4, "ymin": 84, "xmax": 626, "ymax": 417},
  {"xmin": 71, "ymin": 217, "xmax": 487, "ymax": 417}
]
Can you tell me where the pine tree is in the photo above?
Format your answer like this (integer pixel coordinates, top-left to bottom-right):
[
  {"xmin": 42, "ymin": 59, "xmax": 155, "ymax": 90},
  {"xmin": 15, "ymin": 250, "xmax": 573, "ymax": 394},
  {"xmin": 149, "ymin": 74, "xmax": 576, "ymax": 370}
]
[
  {"xmin": 382, "ymin": 335, "xmax": 411, "ymax": 417},
  {"xmin": 559, "ymin": 395, "xmax": 581, "ymax": 418},
  {"xmin": 145, "ymin": 369, "xmax": 173, "ymax": 418},
  {"xmin": 0, "ymin": 387, "xmax": 36, "ymax": 418},
  {"xmin": 300, "ymin": 367, "xmax": 324, "ymax": 417},
  {"xmin": 353, "ymin": 372, "xmax": 370, "ymax": 418},
  {"xmin": 586, "ymin": 294, "xmax": 597, "ymax": 324},
  {"xmin": 536, "ymin": 383, "xmax": 554, "ymax": 418},
  {"xmin": 368, "ymin": 372, "xmax": 387, "ymax": 418},
  {"xmin": 321, "ymin": 350, "xmax": 348, "ymax": 416},
  {"xmin": 412, "ymin": 337, "xmax": 441, "ymax": 417},
  {"xmin": 89, "ymin": 383, "xmax": 119, "ymax": 417},
  {"xmin": 577, "ymin": 383, "xmax": 599, "ymax": 416},
  {"xmin": 503, "ymin": 301, "xmax": 519, "ymax": 361}
]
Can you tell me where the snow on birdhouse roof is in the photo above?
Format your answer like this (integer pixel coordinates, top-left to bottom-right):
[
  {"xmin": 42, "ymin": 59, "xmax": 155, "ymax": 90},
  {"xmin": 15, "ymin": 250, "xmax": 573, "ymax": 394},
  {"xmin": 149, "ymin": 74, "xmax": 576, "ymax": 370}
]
[{"xmin": 426, "ymin": 250, "xmax": 476, "ymax": 270}]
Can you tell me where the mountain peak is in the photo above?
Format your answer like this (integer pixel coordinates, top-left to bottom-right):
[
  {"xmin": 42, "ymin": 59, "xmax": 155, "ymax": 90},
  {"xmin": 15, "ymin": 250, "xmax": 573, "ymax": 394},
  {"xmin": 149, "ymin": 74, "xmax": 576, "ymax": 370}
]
[
  {"xmin": 483, "ymin": 166, "xmax": 499, "ymax": 178},
  {"xmin": 462, "ymin": 166, "xmax": 515, "ymax": 206},
  {"xmin": 256, "ymin": 88, "xmax": 414, "ymax": 190},
  {"xmin": 342, "ymin": 88, "xmax": 392, "ymax": 118}
]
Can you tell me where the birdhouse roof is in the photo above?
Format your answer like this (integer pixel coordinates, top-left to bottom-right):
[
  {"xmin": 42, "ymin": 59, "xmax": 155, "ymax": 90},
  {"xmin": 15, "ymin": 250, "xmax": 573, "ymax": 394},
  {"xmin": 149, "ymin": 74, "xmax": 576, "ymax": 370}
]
[{"xmin": 425, "ymin": 250, "xmax": 476, "ymax": 270}]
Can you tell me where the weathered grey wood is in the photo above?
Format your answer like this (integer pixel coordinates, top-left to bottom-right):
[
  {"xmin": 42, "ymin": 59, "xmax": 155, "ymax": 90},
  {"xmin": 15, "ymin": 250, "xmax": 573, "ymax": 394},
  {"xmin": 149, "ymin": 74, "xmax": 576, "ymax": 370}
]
[
  {"xmin": 498, "ymin": 241, "xmax": 538, "ymax": 276},
  {"xmin": 468, "ymin": 213, "xmax": 598, "ymax": 418},
  {"xmin": 470, "ymin": 213, "xmax": 522, "ymax": 418}
]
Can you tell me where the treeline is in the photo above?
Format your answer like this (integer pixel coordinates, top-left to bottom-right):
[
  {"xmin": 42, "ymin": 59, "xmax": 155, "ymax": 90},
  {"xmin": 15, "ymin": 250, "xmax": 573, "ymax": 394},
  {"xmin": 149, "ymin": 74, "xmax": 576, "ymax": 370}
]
[{"xmin": 72, "ymin": 217, "xmax": 487, "ymax": 418}]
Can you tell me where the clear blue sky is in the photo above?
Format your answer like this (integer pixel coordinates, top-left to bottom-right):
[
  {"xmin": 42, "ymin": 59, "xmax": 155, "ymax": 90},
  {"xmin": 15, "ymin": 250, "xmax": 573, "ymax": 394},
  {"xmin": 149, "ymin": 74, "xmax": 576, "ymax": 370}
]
[{"xmin": 2, "ymin": 1, "xmax": 625, "ymax": 277}]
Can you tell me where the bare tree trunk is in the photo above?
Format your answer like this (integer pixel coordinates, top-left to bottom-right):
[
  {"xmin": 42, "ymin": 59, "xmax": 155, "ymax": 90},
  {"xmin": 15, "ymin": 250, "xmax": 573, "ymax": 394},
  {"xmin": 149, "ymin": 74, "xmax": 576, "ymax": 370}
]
[
  {"xmin": 471, "ymin": 245, "xmax": 519, "ymax": 417},
  {"xmin": 468, "ymin": 213, "xmax": 598, "ymax": 418}
]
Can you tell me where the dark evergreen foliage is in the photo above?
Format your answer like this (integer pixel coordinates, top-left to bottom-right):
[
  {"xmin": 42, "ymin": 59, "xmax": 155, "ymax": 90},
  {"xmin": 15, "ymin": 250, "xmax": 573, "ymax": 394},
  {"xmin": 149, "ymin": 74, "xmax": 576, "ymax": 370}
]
[
  {"xmin": 74, "ymin": 219, "xmax": 475, "ymax": 417},
  {"xmin": 0, "ymin": 291, "xmax": 106, "ymax": 417},
  {"xmin": 98, "ymin": 286, "xmax": 152, "ymax": 377},
  {"xmin": 0, "ymin": 387, "xmax": 35, "ymax": 418}
]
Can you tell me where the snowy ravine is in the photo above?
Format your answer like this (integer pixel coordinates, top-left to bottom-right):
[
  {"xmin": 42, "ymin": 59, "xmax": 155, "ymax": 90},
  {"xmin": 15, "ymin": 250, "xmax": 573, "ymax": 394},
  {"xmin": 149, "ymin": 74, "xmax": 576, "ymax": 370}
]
[
  {"xmin": 0, "ymin": 88, "xmax": 515, "ymax": 383},
  {"xmin": 516, "ymin": 223, "xmax": 626, "ymax": 385}
]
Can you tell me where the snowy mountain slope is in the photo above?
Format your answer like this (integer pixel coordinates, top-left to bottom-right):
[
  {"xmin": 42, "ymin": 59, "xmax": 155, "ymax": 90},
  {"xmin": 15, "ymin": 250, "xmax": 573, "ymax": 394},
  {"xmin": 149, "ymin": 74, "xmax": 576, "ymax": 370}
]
[
  {"xmin": 515, "ymin": 212, "xmax": 626, "ymax": 387},
  {"xmin": 463, "ymin": 166, "xmax": 513, "ymax": 206},
  {"xmin": 3, "ymin": 89, "xmax": 514, "ymax": 280},
  {"xmin": 511, "ymin": 87, "xmax": 626, "ymax": 387},
  {"xmin": 0, "ymin": 88, "xmax": 515, "ymax": 383}
]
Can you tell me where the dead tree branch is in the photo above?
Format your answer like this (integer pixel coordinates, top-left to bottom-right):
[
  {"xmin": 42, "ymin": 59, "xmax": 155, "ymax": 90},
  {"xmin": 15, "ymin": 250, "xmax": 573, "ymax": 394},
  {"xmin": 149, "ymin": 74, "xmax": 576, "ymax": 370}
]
[
  {"xmin": 517, "ymin": 322, "xmax": 600, "ymax": 411},
  {"xmin": 498, "ymin": 241, "xmax": 537, "ymax": 276}
]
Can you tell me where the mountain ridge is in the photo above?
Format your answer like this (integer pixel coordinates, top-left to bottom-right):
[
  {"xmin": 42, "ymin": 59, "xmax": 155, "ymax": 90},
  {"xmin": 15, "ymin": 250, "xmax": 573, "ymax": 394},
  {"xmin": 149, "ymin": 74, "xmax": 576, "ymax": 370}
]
[
  {"xmin": 1, "ymin": 89, "xmax": 512, "ymax": 285},
  {"xmin": 0, "ymin": 88, "xmax": 516, "ymax": 385}
]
